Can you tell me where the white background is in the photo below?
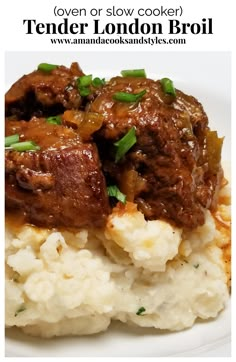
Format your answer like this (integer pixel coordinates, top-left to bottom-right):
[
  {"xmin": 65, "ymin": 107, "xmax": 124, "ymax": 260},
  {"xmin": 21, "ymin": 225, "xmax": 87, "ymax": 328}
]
[
  {"xmin": 0, "ymin": 0, "xmax": 234, "ymax": 51},
  {"xmin": 0, "ymin": 0, "xmax": 235, "ymax": 360}
]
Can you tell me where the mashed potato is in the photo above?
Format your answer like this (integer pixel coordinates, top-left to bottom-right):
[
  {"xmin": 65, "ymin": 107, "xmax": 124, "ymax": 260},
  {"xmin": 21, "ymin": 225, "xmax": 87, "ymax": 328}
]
[
  {"xmin": 105, "ymin": 202, "xmax": 182, "ymax": 272},
  {"xmin": 5, "ymin": 181, "xmax": 231, "ymax": 338}
]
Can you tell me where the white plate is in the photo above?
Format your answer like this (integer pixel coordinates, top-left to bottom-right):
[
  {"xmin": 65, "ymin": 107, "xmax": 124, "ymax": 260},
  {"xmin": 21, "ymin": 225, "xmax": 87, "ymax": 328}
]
[{"xmin": 5, "ymin": 51, "xmax": 231, "ymax": 357}]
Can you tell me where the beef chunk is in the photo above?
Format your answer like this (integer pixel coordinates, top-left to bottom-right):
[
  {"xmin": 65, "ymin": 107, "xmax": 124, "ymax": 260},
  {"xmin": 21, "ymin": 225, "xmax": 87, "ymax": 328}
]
[
  {"xmin": 5, "ymin": 118, "xmax": 110, "ymax": 228},
  {"xmin": 89, "ymin": 76, "xmax": 223, "ymax": 229},
  {"xmin": 5, "ymin": 62, "xmax": 84, "ymax": 120}
]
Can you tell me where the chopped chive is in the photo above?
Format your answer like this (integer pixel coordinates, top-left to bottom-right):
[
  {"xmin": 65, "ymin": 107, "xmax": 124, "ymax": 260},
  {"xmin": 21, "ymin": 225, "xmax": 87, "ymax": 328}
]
[
  {"xmin": 92, "ymin": 77, "xmax": 106, "ymax": 87},
  {"xmin": 77, "ymin": 75, "xmax": 93, "ymax": 96},
  {"xmin": 5, "ymin": 134, "xmax": 19, "ymax": 147},
  {"xmin": 121, "ymin": 69, "xmax": 146, "ymax": 78},
  {"xmin": 107, "ymin": 185, "xmax": 126, "ymax": 204},
  {"xmin": 193, "ymin": 263, "xmax": 200, "ymax": 269},
  {"xmin": 113, "ymin": 90, "xmax": 146, "ymax": 103},
  {"xmin": 136, "ymin": 307, "xmax": 146, "ymax": 315},
  {"xmin": 77, "ymin": 74, "xmax": 93, "ymax": 88},
  {"xmin": 79, "ymin": 87, "xmax": 91, "ymax": 97},
  {"xmin": 46, "ymin": 116, "xmax": 62, "ymax": 125},
  {"xmin": 7, "ymin": 141, "xmax": 40, "ymax": 152},
  {"xmin": 160, "ymin": 77, "xmax": 176, "ymax": 96},
  {"xmin": 38, "ymin": 63, "xmax": 58, "ymax": 72},
  {"xmin": 14, "ymin": 305, "xmax": 26, "ymax": 317},
  {"xmin": 114, "ymin": 127, "xmax": 137, "ymax": 163}
]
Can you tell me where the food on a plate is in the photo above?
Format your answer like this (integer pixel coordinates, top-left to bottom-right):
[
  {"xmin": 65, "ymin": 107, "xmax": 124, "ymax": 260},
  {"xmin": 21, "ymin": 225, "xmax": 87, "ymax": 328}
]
[{"xmin": 5, "ymin": 62, "xmax": 231, "ymax": 338}]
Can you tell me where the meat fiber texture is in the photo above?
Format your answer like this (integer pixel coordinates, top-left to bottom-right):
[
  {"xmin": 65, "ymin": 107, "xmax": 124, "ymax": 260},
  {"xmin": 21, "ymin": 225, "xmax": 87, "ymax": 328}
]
[
  {"xmin": 5, "ymin": 118, "xmax": 110, "ymax": 228},
  {"xmin": 5, "ymin": 180, "xmax": 230, "ymax": 338}
]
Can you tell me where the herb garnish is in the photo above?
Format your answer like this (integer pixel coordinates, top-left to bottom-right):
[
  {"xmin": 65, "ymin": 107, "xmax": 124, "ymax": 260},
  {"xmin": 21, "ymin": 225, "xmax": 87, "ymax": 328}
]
[
  {"xmin": 114, "ymin": 127, "xmax": 137, "ymax": 162},
  {"xmin": 136, "ymin": 307, "xmax": 146, "ymax": 315},
  {"xmin": 14, "ymin": 305, "xmax": 26, "ymax": 317},
  {"xmin": 107, "ymin": 185, "xmax": 126, "ymax": 204}
]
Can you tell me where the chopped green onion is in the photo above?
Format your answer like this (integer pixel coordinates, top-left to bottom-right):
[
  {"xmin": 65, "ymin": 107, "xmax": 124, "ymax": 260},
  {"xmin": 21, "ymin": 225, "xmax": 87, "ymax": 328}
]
[
  {"xmin": 77, "ymin": 75, "xmax": 93, "ymax": 96},
  {"xmin": 136, "ymin": 307, "xmax": 146, "ymax": 315},
  {"xmin": 38, "ymin": 63, "xmax": 58, "ymax": 72},
  {"xmin": 77, "ymin": 74, "xmax": 93, "ymax": 88},
  {"xmin": 14, "ymin": 305, "xmax": 26, "ymax": 317},
  {"xmin": 114, "ymin": 127, "xmax": 137, "ymax": 162},
  {"xmin": 79, "ymin": 87, "xmax": 91, "ymax": 97},
  {"xmin": 160, "ymin": 77, "xmax": 176, "ymax": 96},
  {"xmin": 193, "ymin": 263, "xmax": 200, "ymax": 269},
  {"xmin": 46, "ymin": 116, "xmax": 62, "ymax": 125},
  {"xmin": 121, "ymin": 69, "xmax": 146, "ymax": 78},
  {"xmin": 7, "ymin": 141, "xmax": 40, "ymax": 152},
  {"xmin": 107, "ymin": 185, "xmax": 126, "ymax": 204},
  {"xmin": 113, "ymin": 90, "xmax": 146, "ymax": 103},
  {"xmin": 92, "ymin": 77, "xmax": 106, "ymax": 87},
  {"xmin": 5, "ymin": 134, "xmax": 19, "ymax": 147}
]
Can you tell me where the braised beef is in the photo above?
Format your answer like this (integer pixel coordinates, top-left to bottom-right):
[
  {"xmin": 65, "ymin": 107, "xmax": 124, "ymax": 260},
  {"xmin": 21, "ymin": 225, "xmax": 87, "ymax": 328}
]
[
  {"xmin": 5, "ymin": 62, "xmax": 84, "ymax": 120},
  {"xmin": 5, "ymin": 66, "xmax": 224, "ymax": 230},
  {"xmin": 89, "ymin": 76, "xmax": 223, "ymax": 229},
  {"xmin": 5, "ymin": 118, "xmax": 110, "ymax": 228}
]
